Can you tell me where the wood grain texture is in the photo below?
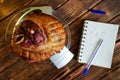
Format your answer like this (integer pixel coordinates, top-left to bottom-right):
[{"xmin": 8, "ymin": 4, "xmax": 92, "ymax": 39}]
[
  {"xmin": 0, "ymin": 59, "xmax": 27, "ymax": 80},
  {"xmin": 55, "ymin": 0, "xmax": 102, "ymax": 25},
  {"xmin": 10, "ymin": 69, "xmax": 29, "ymax": 80},
  {"xmin": 99, "ymin": 66, "xmax": 120, "ymax": 80},
  {"xmin": 69, "ymin": 0, "xmax": 120, "ymax": 51},
  {"xmin": 0, "ymin": 15, "xmax": 20, "ymax": 73},
  {"xmin": 0, "ymin": 0, "xmax": 120, "ymax": 80},
  {"xmin": 27, "ymin": 0, "xmax": 68, "ymax": 10},
  {"xmin": 0, "ymin": 0, "xmax": 33, "ymax": 22},
  {"xmin": 50, "ymin": 67, "xmax": 70, "ymax": 80}
]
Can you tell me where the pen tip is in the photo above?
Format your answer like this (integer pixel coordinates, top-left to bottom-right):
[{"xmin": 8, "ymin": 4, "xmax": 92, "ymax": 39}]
[{"xmin": 82, "ymin": 68, "xmax": 89, "ymax": 76}]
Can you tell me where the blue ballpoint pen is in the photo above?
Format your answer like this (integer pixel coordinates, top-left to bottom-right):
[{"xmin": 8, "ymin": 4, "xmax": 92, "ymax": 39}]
[
  {"xmin": 88, "ymin": 9, "xmax": 106, "ymax": 14},
  {"xmin": 82, "ymin": 39, "xmax": 103, "ymax": 76}
]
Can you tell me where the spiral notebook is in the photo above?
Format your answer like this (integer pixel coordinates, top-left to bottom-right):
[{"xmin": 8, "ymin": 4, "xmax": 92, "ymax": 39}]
[{"xmin": 78, "ymin": 20, "xmax": 119, "ymax": 68}]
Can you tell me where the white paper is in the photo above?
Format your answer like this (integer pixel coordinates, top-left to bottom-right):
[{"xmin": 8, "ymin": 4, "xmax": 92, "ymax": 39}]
[
  {"xmin": 78, "ymin": 20, "xmax": 119, "ymax": 68},
  {"xmin": 50, "ymin": 46, "xmax": 74, "ymax": 69}
]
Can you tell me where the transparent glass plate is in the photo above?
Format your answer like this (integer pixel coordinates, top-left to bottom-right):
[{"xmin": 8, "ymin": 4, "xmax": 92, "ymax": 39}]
[{"xmin": 5, "ymin": 6, "xmax": 71, "ymax": 63}]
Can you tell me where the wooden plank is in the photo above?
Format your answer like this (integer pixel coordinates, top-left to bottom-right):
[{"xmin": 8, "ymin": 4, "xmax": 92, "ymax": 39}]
[
  {"xmin": 69, "ymin": 0, "xmax": 120, "ymax": 51},
  {"xmin": 0, "ymin": 15, "xmax": 19, "ymax": 73},
  {"xmin": 99, "ymin": 66, "xmax": 120, "ymax": 80},
  {"xmin": 64, "ymin": 64, "xmax": 86, "ymax": 80},
  {"xmin": 9, "ymin": 62, "xmax": 50, "ymax": 80},
  {"xmin": 0, "ymin": 0, "xmax": 67, "ymax": 22},
  {"xmin": 29, "ymin": 66, "xmax": 70, "ymax": 80},
  {"xmin": 0, "ymin": 59, "xmax": 30, "ymax": 80},
  {"xmin": 10, "ymin": 69, "xmax": 28, "ymax": 80},
  {"xmin": 28, "ymin": 0, "xmax": 68, "ymax": 10},
  {"xmin": 55, "ymin": 0, "xmax": 102, "ymax": 25},
  {"xmin": 0, "ymin": 0, "xmax": 33, "ymax": 22},
  {"xmin": 48, "ymin": 67, "xmax": 70, "ymax": 80},
  {"xmin": 0, "ymin": 58, "xmax": 18, "ymax": 72}
]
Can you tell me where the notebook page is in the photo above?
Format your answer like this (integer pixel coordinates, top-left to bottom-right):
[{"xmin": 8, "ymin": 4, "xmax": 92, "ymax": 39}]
[{"xmin": 78, "ymin": 20, "xmax": 119, "ymax": 68}]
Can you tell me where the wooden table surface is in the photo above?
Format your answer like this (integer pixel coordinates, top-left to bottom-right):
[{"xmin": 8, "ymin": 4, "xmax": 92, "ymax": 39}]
[{"xmin": 0, "ymin": 0, "xmax": 120, "ymax": 80}]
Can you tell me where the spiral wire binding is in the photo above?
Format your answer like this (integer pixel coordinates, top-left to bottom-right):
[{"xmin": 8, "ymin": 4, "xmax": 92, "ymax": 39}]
[{"xmin": 78, "ymin": 21, "xmax": 88, "ymax": 62}]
